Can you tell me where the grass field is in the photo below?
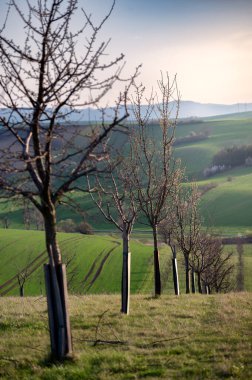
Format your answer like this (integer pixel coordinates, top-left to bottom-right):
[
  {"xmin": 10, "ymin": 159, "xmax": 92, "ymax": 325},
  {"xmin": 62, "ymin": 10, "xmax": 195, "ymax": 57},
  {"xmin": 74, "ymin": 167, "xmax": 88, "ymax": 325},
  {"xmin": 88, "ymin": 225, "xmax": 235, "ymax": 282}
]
[
  {"xmin": 0, "ymin": 112, "xmax": 252, "ymax": 297},
  {"xmin": 175, "ymin": 114, "xmax": 252, "ymax": 233},
  {"xmin": 0, "ymin": 229, "xmax": 156, "ymax": 296},
  {"xmin": 0, "ymin": 292, "xmax": 251, "ymax": 379},
  {"xmin": 1, "ymin": 229, "xmax": 252, "ymax": 296}
]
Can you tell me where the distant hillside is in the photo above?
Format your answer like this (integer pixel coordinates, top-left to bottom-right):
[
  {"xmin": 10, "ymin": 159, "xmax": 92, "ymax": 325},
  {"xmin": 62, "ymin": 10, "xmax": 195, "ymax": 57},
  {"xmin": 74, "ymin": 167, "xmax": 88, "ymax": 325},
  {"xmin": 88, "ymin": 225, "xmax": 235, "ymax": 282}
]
[
  {"xmin": 1, "ymin": 112, "xmax": 252, "ymax": 234},
  {"xmin": 1, "ymin": 101, "xmax": 252, "ymax": 123},
  {"xmin": 175, "ymin": 101, "xmax": 252, "ymax": 118}
]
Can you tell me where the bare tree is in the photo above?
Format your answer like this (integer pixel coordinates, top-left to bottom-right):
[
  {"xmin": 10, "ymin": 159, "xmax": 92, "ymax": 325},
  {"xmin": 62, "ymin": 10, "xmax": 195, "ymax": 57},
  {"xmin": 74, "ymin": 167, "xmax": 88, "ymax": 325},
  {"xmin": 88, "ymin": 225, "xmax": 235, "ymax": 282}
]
[
  {"xmin": 129, "ymin": 74, "xmax": 182, "ymax": 296},
  {"xmin": 88, "ymin": 155, "xmax": 138, "ymax": 314},
  {"xmin": 159, "ymin": 213, "xmax": 180, "ymax": 295},
  {"xmin": 1, "ymin": 216, "xmax": 10, "ymax": 229},
  {"xmin": 0, "ymin": 0, "xmax": 138, "ymax": 360},
  {"xmin": 160, "ymin": 184, "xmax": 234, "ymax": 295},
  {"xmin": 236, "ymin": 242, "xmax": 245, "ymax": 291},
  {"xmin": 194, "ymin": 235, "xmax": 234, "ymax": 293},
  {"xmin": 13, "ymin": 252, "xmax": 36, "ymax": 297},
  {"xmin": 174, "ymin": 184, "xmax": 201, "ymax": 294},
  {"xmin": 16, "ymin": 267, "xmax": 29, "ymax": 297}
]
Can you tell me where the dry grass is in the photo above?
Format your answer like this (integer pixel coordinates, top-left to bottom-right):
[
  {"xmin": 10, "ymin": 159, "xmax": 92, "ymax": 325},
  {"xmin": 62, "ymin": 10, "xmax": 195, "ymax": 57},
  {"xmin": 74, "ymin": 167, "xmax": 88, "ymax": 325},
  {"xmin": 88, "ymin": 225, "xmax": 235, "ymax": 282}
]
[{"xmin": 0, "ymin": 292, "xmax": 251, "ymax": 379}]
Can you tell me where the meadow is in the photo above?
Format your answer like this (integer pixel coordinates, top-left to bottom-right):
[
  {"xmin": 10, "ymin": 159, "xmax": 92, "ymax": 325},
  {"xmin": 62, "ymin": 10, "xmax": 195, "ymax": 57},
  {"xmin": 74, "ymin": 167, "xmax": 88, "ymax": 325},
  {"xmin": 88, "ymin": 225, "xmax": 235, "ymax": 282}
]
[
  {"xmin": 0, "ymin": 229, "xmax": 155, "ymax": 296},
  {"xmin": 0, "ymin": 293, "xmax": 251, "ymax": 379},
  {"xmin": 0, "ymin": 228, "xmax": 252, "ymax": 296},
  {"xmin": 174, "ymin": 113, "xmax": 252, "ymax": 233}
]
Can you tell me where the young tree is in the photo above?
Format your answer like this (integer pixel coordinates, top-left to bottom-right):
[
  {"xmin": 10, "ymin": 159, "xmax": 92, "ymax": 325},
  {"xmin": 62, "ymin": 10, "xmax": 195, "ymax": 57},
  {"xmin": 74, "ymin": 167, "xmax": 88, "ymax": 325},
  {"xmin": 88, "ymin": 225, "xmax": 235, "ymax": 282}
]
[
  {"xmin": 159, "ymin": 213, "xmax": 180, "ymax": 295},
  {"xmin": 174, "ymin": 184, "xmax": 201, "ymax": 294},
  {"xmin": 130, "ymin": 75, "xmax": 182, "ymax": 296},
  {"xmin": 0, "ymin": 0, "xmax": 138, "ymax": 359},
  {"xmin": 88, "ymin": 155, "xmax": 138, "ymax": 314},
  {"xmin": 16, "ymin": 266, "xmax": 30, "ymax": 297},
  {"xmin": 1, "ymin": 216, "xmax": 10, "ymax": 229},
  {"xmin": 236, "ymin": 242, "xmax": 245, "ymax": 291},
  {"xmin": 196, "ymin": 235, "xmax": 234, "ymax": 293},
  {"xmin": 190, "ymin": 232, "xmax": 218, "ymax": 293},
  {"xmin": 161, "ymin": 185, "xmax": 234, "ymax": 295}
]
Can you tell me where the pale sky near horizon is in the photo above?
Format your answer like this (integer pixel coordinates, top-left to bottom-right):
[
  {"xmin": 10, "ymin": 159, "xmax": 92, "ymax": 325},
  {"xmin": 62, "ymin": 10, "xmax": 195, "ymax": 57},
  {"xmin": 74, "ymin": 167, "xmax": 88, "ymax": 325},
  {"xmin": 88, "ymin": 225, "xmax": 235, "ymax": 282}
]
[
  {"xmin": 85, "ymin": 0, "xmax": 252, "ymax": 105},
  {"xmin": 0, "ymin": 0, "xmax": 252, "ymax": 105}
]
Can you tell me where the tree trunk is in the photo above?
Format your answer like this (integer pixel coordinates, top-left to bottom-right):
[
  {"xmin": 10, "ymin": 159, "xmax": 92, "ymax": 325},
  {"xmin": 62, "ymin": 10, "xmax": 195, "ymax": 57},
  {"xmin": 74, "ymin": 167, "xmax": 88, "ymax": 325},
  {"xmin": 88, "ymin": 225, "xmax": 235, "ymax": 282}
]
[
  {"xmin": 191, "ymin": 268, "xmax": 196, "ymax": 294},
  {"xmin": 202, "ymin": 282, "xmax": 209, "ymax": 294},
  {"xmin": 197, "ymin": 272, "xmax": 202, "ymax": 294},
  {"xmin": 172, "ymin": 246, "xmax": 179, "ymax": 295},
  {"xmin": 44, "ymin": 211, "xmax": 72, "ymax": 360},
  {"xmin": 184, "ymin": 255, "xmax": 190, "ymax": 294},
  {"xmin": 236, "ymin": 243, "xmax": 244, "ymax": 291},
  {"xmin": 20, "ymin": 285, "xmax": 24, "ymax": 297},
  {"xmin": 153, "ymin": 225, "xmax": 161, "ymax": 296},
  {"xmin": 121, "ymin": 227, "xmax": 131, "ymax": 314},
  {"xmin": 44, "ymin": 210, "xmax": 62, "ymax": 266}
]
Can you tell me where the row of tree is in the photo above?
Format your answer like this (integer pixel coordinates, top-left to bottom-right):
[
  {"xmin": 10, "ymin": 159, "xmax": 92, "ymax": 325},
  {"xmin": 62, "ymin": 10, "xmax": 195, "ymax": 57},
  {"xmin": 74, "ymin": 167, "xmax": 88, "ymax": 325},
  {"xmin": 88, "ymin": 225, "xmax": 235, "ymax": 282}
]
[
  {"xmin": 87, "ymin": 78, "xmax": 234, "ymax": 312},
  {"xmin": 0, "ymin": 0, "xmax": 234, "ymax": 361},
  {"xmin": 212, "ymin": 144, "xmax": 252, "ymax": 168}
]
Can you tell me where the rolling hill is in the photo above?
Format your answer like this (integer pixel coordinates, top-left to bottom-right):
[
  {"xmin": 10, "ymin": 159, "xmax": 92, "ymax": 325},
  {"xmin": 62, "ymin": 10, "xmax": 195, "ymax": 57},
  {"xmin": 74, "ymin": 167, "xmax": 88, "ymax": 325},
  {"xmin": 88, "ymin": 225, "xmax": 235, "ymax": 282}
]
[
  {"xmin": 1, "ymin": 112, "xmax": 252, "ymax": 234},
  {"xmin": 0, "ymin": 229, "xmax": 155, "ymax": 296},
  {"xmin": 1, "ymin": 102, "xmax": 252, "ymax": 123},
  {"xmin": 173, "ymin": 112, "xmax": 252, "ymax": 233},
  {"xmin": 1, "ymin": 110, "xmax": 252, "ymax": 295},
  {"xmin": 0, "ymin": 228, "xmax": 252, "ymax": 296}
]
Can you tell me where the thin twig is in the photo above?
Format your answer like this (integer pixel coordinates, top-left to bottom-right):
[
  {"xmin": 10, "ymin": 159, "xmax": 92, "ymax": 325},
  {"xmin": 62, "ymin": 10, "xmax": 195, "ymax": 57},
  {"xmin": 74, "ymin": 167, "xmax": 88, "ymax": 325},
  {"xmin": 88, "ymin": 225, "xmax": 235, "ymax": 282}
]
[{"xmin": 144, "ymin": 335, "xmax": 187, "ymax": 347}]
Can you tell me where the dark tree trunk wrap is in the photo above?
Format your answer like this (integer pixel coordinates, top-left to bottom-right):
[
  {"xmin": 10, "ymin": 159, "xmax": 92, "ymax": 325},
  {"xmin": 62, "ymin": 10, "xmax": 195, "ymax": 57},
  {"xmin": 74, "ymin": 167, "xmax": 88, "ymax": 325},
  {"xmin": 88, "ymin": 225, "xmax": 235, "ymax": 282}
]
[
  {"xmin": 185, "ymin": 255, "xmax": 190, "ymax": 294},
  {"xmin": 153, "ymin": 225, "xmax": 161, "ymax": 296},
  {"xmin": 121, "ymin": 228, "xmax": 131, "ymax": 314},
  {"xmin": 44, "ymin": 263, "xmax": 72, "ymax": 360}
]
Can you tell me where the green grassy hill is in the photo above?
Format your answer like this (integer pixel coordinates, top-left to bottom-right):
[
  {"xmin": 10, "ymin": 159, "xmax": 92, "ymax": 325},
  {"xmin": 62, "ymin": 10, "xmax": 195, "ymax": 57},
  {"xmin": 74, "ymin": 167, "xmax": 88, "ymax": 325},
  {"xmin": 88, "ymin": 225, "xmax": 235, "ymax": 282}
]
[
  {"xmin": 1, "ymin": 113, "xmax": 252, "ymax": 233},
  {"xmin": 0, "ymin": 229, "xmax": 155, "ymax": 296},
  {"xmin": 1, "ymin": 112, "xmax": 252, "ymax": 296},
  {"xmin": 175, "ymin": 113, "xmax": 252, "ymax": 178},
  {"xmin": 173, "ymin": 113, "xmax": 252, "ymax": 234},
  {"xmin": 0, "ymin": 229, "xmax": 252, "ymax": 296}
]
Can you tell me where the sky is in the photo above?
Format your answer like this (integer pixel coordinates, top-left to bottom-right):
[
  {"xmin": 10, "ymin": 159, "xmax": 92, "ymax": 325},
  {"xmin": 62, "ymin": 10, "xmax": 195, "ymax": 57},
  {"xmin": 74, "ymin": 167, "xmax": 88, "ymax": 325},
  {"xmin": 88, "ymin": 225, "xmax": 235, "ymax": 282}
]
[
  {"xmin": 82, "ymin": 0, "xmax": 252, "ymax": 105},
  {"xmin": 0, "ymin": 0, "xmax": 252, "ymax": 105}
]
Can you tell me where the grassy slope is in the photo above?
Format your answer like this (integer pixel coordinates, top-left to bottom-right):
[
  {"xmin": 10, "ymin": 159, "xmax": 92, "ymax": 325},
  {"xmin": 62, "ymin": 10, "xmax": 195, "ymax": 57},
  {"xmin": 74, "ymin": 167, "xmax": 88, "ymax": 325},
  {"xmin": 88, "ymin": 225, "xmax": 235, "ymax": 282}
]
[
  {"xmin": 1, "ymin": 229, "xmax": 252, "ymax": 296},
  {"xmin": 175, "ymin": 116, "xmax": 252, "ymax": 177},
  {"xmin": 0, "ymin": 293, "xmax": 251, "ymax": 379},
  {"xmin": 0, "ymin": 229, "xmax": 155, "ymax": 296},
  {"xmin": 173, "ymin": 115, "xmax": 252, "ymax": 233},
  {"xmin": 1, "ymin": 114, "xmax": 252, "ymax": 233}
]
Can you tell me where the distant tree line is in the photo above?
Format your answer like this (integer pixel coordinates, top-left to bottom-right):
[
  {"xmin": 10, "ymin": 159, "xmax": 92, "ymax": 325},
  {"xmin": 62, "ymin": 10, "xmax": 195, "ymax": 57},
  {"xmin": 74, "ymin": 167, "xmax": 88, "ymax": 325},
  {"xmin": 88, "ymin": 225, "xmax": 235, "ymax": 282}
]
[
  {"xmin": 177, "ymin": 117, "xmax": 204, "ymax": 125},
  {"xmin": 57, "ymin": 219, "xmax": 93, "ymax": 235},
  {"xmin": 203, "ymin": 144, "xmax": 252, "ymax": 177},
  {"xmin": 213, "ymin": 144, "xmax": 252, "ymax": 167}
]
